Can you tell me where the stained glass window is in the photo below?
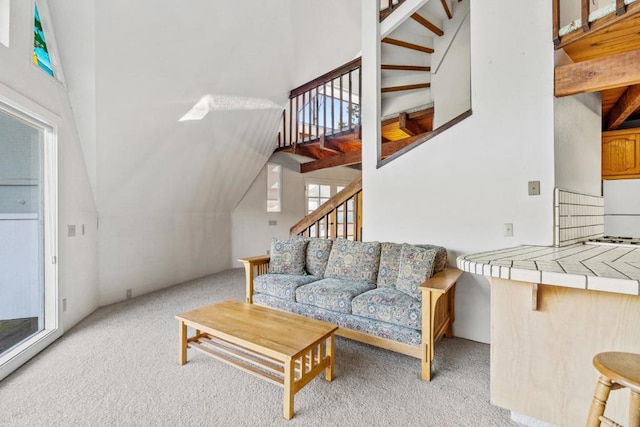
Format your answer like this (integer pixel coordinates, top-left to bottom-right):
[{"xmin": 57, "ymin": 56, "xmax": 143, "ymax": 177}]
[{"xmin": 33, "ymin": 4, "xmax": 54, "ymax": 77}]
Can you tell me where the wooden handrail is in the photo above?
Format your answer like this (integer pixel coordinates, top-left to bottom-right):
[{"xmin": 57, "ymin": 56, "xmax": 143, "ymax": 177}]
[
  {"xmin": 290, "ymin": 177, "xmax": 362, "ymax": 237},
  {"xmin": 290, "ymin": 57, "xmax": 362, "ymax": 98}
]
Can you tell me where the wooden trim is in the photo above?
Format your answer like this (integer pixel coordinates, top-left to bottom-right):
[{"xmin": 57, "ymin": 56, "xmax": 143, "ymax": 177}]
[
  {"xmin": 605, "ymin": 84, "xmax": 640, "ymax": 130},
  {"xmin": 382, "ymin": 37, "xmax": 434, "ymax": 54},
  {"xmin": 382, "ymin": 83, "xmax": 430, "ymax": 93},
  {"xmin": 581, "ymin": 0, "xmax": 590, "ymax": 32},
  {"xmin": 238, "ymin": 256, "xmax": 270, "ymax": 303},
  {"xmin": 290, "ymin": 57, "xmax": 361, "ymax": 97},
  {"xmin": 553, "ymin": 0, "xmax": 560, "ymax": 46},
  {"xmin": 555, "ymin": 1, "xmax": 640, "ymax": 49},
  {"xmin": 335, "ymin": 328, "xmax": 421, "ymax": 358},
  {"xmin": 554, "ymin": 49, "xmax": 640, "ymax": 97},
  {"xmin": 290, "ymin": 177, "xmax": 362, "ymax": 235},
  {"xmin": 381, "ymin": 64, "xmax": 431, "ymax": 72},
  {"xmin": 420, "ymin": 267, "xmax": 463, "ymax": 294},
  {"xmin": 440, "ymin": 0, "xmax": 452, "ymax": 19},
  {"xmin": 378, "ymin": 109, "xmax": 472, "ymax": 168},
  {"xmin": 411, "ymin": 13, "xmax": 444, "ymax": 36}
]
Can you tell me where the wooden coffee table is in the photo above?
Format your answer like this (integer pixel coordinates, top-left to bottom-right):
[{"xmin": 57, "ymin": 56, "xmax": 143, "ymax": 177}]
[{"xmin": 176, "ymin": 300, "xmax": 338, "ymax": 420}]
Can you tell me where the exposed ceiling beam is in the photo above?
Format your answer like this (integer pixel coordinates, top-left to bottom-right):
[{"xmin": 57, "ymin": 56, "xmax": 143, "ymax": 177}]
[
  {"xmin": 605, "ymin": 84, "xmax": 640, "ymax": 130},
  {"xmin": 294, "ymin": 145, "xmax": 336, "ymax": 160},
  {"xmin": 300, "ymin": 151, "xmax": 362, "ymax": 173},
  {"xmin": 554, "ymin": 49, "xmax": 640, "ymax": 97}
]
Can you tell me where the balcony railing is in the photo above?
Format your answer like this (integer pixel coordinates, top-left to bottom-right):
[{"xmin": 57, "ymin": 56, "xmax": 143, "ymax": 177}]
[{"xmin": 277, "ymin": 57, "xmax": 361, "ymax": 150}]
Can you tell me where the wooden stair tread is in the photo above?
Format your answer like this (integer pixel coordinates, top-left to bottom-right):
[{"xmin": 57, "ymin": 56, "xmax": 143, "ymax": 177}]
[
  {"xmin": 382, "ymin": 38, "xmax": 434, "ymax": 54},
  {"xmin": 382, "ymin": 64, "xmax": 431, "ymax": 72},
  {"xmin": 382, "ymin": 83, "xmax": 431, "ymax": 93}
]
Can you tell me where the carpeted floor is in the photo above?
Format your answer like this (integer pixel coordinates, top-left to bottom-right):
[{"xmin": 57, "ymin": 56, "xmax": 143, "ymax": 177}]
[{"xmin": 0, "ymin": 269, "xmax": 515, "ymax": 426}]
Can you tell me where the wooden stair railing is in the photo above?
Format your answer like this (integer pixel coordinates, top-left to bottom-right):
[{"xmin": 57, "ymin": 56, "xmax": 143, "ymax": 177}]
[
  {"xmin": 277, "ymin": 58, "xmax": 361, "ymax": 152},
  {"xmin": 290, "ymin": 177, "xmax": 362, "ymax": 241}
]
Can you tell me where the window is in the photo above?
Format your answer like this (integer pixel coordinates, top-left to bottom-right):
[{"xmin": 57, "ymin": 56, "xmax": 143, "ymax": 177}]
[
  {"xmin": 0, "ymin": 97, "xmax": 59, "ymax": 381},
  {"xmin": 0, "ymin": 0, "xmax": 9, "ymax": 47},
  {"xmin": 266, "ymin": 163, "xmax": 281, "ymax": 212},
  {"xmin": 33, "ymin": 4, "xmax": 53, "ymax": 77},
  {"xmin": 305, "ymin": 181, "xmax": 354, "ymax": 240}
]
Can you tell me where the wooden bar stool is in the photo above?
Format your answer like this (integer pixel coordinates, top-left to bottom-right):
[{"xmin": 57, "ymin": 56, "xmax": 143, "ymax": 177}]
[{"xmin": 587, "ymin": 352, "xmax": 640, "ymax": 427}]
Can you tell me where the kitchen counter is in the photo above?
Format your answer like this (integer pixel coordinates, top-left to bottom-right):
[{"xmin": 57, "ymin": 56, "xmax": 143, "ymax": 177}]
[
  {"xmin": 458, "ymin": 243, "xmax": 640, "ymax": 426},
  {"xmin": 457, "ymin": 243, "xmax": 640, "ymax": 295}
]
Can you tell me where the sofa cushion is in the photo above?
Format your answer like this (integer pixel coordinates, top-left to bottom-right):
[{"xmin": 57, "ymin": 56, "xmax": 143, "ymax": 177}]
[
  {"xmin": 396, "ymin": 245, "xmax": 437, "ymax": 300},
  {"xmin": 351, "ymin": 287, "xmax": 422, "ymax": 330},
  {"xmin": 305, "ymin": 238, "xmax": 333, "ymax": 277},
  {"xmin": 254, "ymin": 274, "xmax": 321, "ymax": 301},
  {"xmin": 295, "ymin": 278, "xmax": 375, "ymax": 314},
  {"xmin": 267, "ymin": 238, "xmax": 308, "ymax": 275},
  {"xmin": 416, "ymin": 244, "xmax": 448, "ymax": 274},
  {"xmin": 376, "ymin": 242, "xmax": 403, "ymax": 288},
  {"xmin": 324, "ymin": 239, "xmax": 381, "ymax": 283}
]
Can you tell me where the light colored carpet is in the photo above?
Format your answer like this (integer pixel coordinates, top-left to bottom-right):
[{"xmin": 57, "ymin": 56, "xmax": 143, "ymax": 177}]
[{"xmin": 0, "ymin": 269, "xmax": 514, "ymax": 426}]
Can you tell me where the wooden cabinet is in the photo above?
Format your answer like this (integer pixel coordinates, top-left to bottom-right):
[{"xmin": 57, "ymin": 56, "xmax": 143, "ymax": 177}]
[{"xmin": 602, "ymin": 128, "xmax": 640, "ymax": 179}]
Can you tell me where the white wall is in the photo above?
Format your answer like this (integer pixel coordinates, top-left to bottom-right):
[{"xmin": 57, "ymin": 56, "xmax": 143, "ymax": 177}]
[
  {"xmin": 432, "ymin": 7, "xmax": 471, "ymax": 128},
  {"xmin": 0, "ymin": 1, "xmax": 99, "ymax": 330},
  {"xmin": 554, "ymin": 92, "xmax": 602, "ymax": 195},
  {"xmin": 232, "ymin": 152, "xmax": 360, "ymax": 265},
  {"xmin": 362, "ymin": 0, "xmax": 556, "ymax": 343}
]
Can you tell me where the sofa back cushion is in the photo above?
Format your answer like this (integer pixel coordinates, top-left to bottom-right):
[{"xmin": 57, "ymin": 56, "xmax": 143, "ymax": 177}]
[
  {"xmin": 416, "ymin": 244, "xmax": 448, "ymax": 274},
  {"xmin": 377, "ymin": 242, "xmax": 447, "ymax": 288},
  {"xmin": 267, "ymin": 238, "xmax": 308, "ymax": 275},
  {"xmin": 324, "ymin": 239, "xmax": 381, "ymax": 283},
  {"xmin": 305, "ymin": 238, "xmax": 333, "ymax": 277},
  {"xmin": 395, "ymin": 244, "xmax": 437, "ymax": 300}
]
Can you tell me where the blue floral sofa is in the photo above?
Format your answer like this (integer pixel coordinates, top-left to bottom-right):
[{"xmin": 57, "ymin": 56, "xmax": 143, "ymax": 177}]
[{"xmin": 239, "ymin": 237, "xmax": 462, "ymax": 381}]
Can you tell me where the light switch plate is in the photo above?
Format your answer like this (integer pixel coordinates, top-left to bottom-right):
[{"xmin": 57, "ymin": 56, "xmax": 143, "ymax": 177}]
[
  {"xmin": 528, "ymin": 181, "xmax": 540, "ymax": 196},
  {"xmin": 68, "ymin": 225, "xmax": 76, "ymax": 237}
]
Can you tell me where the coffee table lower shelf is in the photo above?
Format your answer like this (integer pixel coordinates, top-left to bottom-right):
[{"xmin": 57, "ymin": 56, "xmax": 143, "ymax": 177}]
[{"xmin": 176, "ymin": 301, "xmax": 338, "ymax": 420}]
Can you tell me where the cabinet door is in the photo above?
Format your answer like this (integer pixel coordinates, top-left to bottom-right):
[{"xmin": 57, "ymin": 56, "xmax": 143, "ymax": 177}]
[{"xmin": 602, "ymin": 131, "xmax": 640, "ymax": 178}]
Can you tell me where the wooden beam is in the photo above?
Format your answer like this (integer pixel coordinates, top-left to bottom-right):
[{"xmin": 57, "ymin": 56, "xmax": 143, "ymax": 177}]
[
  {"xmin": 554, "ymin": 49, "xmax": 640, "ymax": 97},
  {"xmin": 581, "ymin": 0, "xmax": 590, "ymax": 32},
  {"xmin": 440, "ymin": 0, "xmax": 452, "ymax": 19},
  {"xmin": 319, "ymin": 135, "xmax": 343, "ymax": 154},
  {"xmin": 295, "ymin": 145, "xmax": 336, "ymax": 160},
  {"xmin": 399, "ymin": 112, "xmax": 426, "ymax": 136},
  {"xmin": 605, "ymin": 84, "xmax": 640, "ymax": 130},
  {"xmin": 616, "ymin": 0, "xmax": 626, "ymax": 16},
  {"xmin": 382, "ymin": 37, "xmax": 434, "ymax": 54},
  {"xmin": 382, "ymin": 83, "xmax": 430, "ymax": 93},
  {"xmin": 411, "ymin": 13, "xmax": 444, "ymax": 36},
  {"xmin": 300, "ymin": 151, "xmax": 362, "ymax": 173},
  {"xmin": 381, "ymin": 64, "xmax": 431, "ymax": 72}
]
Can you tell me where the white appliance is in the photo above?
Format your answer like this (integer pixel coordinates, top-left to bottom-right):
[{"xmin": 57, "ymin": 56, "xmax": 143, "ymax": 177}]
[{"xmin": 603, "ymin": 179, "xmax": 640, "ymax": 237}]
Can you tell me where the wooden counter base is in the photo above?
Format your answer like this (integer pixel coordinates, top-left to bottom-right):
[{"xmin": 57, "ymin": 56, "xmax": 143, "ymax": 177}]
[{"xmin": 490, "ymin": 278, "xmax": 640, "ymax": 426}]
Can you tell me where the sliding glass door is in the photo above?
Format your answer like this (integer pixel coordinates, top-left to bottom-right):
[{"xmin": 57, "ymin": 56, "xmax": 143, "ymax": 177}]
[{"xmin": 0, "ymin": 99, "xmax": 58, "ymax": 380}]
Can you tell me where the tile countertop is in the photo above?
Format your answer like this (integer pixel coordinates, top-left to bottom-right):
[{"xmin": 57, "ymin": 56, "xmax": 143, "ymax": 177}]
[{"xmin": 456, "ymin": 244, "xmax": 640, "ymax": 296}]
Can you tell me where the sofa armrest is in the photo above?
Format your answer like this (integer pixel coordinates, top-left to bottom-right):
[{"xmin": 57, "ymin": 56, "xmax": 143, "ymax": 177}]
[
  {"xmin": 238, "ymin": 256, "xmax": 271, "ymax": 304},
  {"xmin": 419, "ymin": 267, "xmax": 463, "ymax": 380}
]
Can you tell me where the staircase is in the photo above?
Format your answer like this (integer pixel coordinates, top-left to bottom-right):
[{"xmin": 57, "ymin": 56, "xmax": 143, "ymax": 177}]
[{"xmin": 276, "ymin": 0, "xmax": 470, "ymax": 173}]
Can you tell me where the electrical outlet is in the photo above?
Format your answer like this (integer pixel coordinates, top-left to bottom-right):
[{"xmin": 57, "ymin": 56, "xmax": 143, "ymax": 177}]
[
  {"xmin": 504, "ymin": 223, "xmax": 514, "ymax": 237},
  {"xmin": 267, "ymin": 249, "xmax": 270, "ymax": 255},
  {"xmin": 68, "ymin": 225, "xmax": 76, "ymax": 237},
  {"xmin": 126, "ymin": 289, "xmax": 132, "ymax": 299},
  {"xmin": 528, "ymin": 181, "xmax": 540, "ymax": 196},
  {"xmin": 62, "ymin": 298, "xmax": 67, "ymax": 312}
]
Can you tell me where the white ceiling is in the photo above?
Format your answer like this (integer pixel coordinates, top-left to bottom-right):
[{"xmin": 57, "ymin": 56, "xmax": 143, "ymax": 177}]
[{"xmin": 49, "ymin": 0, "xmax": 362, "ymax": 215}]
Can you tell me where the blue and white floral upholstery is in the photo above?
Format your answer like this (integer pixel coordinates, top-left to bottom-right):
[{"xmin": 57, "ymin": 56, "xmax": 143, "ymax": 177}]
[
  {"xmin": 268, "ymin": 238, "xmax": 308, "ymax": 275},
  {"xmin": 254, "ymin": 274, "xmax": 321, "ymax": 301},
  {"xmin": 396, "ymin": 245, "xmax": 437, "ymax": 300},
  {"xmin": 376, "ymin": 242, "xmax": 403, "ymax": 288},
  {"xmin": 295, "ymin": 278, "xmax": 375, "ymax": 314},
  {"xmin": 305, "ymin": 238, "xmax": 333, "ymax": 277},
  {"xmin": 324, "ymin": 239, "xmax": 381, "ymax": 283},
  {"xmin": 253, "ymin": 294, "xmax": 422, "ymax": 346},
  {"xmin": 351, "ymin": 287, "xmax": 422, "ymax": 330},
  {"xmin": 416, "ymin": 244, "xmax": 448, "ymax": 274}
]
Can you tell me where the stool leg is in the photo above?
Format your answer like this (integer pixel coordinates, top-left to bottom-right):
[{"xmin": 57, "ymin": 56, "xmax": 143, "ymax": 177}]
[
  {"xmin": 630, "ymin": 390, "xmax": 640, "ymax": 427},
  {"xmin": 587, "ymin": 375, "xmax": 613, "ymax": 427}
]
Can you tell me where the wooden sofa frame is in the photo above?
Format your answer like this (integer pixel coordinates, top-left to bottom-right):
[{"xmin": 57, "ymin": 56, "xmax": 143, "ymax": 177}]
[{"xmin": 238, "ymin": 255, "xmax": 463, "ymax": 381}]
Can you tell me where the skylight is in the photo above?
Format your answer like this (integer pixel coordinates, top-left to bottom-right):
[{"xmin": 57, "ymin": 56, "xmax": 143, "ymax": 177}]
[{"xmin": 33, "ymin": 4, "xmax": 54, "ymax": 77}]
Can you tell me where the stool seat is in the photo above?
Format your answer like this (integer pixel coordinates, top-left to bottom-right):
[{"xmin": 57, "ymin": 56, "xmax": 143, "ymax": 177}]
[
  {"xmin": 594, "ymin": 352, "xmax": 640, "ymax": 393},
  {"xmin": 587, "ymin": 351, "xmax": 640, "ymax": 427}
]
